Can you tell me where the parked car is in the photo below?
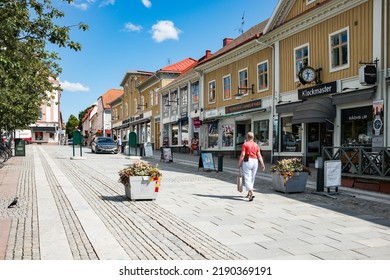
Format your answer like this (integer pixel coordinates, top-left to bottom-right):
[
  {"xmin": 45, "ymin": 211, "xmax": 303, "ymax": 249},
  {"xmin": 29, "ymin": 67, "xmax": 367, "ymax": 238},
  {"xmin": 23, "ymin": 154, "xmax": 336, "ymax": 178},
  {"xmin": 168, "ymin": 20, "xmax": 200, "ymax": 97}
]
[{"xmin": 91, "ymin": 137, "xmax": 118, "ymax": 154}]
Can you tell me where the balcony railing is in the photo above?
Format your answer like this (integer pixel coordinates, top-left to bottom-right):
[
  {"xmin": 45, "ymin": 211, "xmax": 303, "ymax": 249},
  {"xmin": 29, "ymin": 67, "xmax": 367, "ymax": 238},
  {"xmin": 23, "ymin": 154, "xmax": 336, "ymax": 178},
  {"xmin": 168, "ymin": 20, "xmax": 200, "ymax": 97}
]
[{"xmin": 322, "ymin": 146, "xmax": 390, "ymax": 179}]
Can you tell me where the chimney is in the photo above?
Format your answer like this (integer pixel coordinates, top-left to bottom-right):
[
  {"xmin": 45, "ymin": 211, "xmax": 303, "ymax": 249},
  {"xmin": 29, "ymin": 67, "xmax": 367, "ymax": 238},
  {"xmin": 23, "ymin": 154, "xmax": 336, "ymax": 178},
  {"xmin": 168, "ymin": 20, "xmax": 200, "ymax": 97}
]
[
  {"xmin": 205, "ymin": 50, "xmax": 211, "ymax": 58},
  {"xmin": 223, "ymin": 38, "xmax": 233, "ymax": 47}
]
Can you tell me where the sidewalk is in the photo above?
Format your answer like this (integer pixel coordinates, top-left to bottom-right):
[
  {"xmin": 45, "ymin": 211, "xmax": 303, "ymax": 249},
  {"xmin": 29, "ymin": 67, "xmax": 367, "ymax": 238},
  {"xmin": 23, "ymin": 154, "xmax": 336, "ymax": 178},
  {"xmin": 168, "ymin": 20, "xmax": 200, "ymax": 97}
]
[{"xmin": 0, "ymin": 145, "xmax": 389, "ymax": 260}]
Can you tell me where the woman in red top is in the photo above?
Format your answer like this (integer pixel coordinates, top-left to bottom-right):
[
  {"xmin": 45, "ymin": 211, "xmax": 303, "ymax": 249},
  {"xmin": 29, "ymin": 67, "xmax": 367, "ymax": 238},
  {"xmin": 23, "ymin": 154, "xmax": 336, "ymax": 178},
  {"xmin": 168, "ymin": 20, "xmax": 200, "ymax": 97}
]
[{"xmin": 238, "ymin": 132, "xmax": 265, "ymax": 201}]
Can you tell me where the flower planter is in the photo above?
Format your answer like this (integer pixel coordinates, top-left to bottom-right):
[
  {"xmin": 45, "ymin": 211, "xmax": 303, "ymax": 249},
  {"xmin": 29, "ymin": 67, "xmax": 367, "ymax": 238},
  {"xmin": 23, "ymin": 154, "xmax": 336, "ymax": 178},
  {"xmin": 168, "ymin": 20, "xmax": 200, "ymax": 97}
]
[
  {"xmin": 125, "ymin": 176, "xmax": 161, "ymax": 201},
  {"xmin": 272, "ymin": 172, "xmax": 308, "ymax": 193}
]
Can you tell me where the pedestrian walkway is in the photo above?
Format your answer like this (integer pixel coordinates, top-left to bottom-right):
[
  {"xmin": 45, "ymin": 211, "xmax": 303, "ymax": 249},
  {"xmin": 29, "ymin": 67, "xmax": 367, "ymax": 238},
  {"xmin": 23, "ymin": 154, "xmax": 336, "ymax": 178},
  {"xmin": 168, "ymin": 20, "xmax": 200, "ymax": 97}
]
[{"xmin": 0, "ymin": 145, "xmax": 389, "ymax": 260}]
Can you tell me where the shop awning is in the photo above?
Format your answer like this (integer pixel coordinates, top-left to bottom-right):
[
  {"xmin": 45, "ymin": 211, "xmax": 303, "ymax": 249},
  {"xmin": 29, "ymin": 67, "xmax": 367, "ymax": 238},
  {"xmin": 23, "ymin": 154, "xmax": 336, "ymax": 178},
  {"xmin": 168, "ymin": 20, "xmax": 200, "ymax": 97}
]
[
  {"xmin": 129, "ymin": 117, "xmax": 151, "ymax": 126},
  {"xmin": 292, "ymin": 97, "xmax": 336, "ymax": 124},
  {"xmin": 31, "ymin": 126, "xmax": 56, "ymax": 132},
  {"xmin": 331, "ymin": 87, "xmax": 375, "ymax": 105}
]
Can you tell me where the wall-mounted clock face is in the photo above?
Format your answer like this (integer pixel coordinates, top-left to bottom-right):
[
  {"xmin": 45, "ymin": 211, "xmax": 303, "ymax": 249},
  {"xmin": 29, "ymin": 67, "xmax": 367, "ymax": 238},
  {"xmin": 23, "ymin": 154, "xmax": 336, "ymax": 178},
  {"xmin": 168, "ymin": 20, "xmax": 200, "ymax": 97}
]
[{"xmin": 298, "ymin": 66, "xmax": 316, "ymax": 84}]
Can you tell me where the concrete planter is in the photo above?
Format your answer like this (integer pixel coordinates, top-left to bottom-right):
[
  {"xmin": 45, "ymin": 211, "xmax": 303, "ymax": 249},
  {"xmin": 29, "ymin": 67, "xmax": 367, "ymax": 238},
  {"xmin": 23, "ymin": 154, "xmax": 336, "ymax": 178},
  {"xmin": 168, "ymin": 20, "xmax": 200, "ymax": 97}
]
[
  {"xmin": 125, "ymin": 176, "xmax": 160, "ymax": 201},
  {"xmin": 272, "ymin": 172, "xmax": 308, "ymax": 193}
]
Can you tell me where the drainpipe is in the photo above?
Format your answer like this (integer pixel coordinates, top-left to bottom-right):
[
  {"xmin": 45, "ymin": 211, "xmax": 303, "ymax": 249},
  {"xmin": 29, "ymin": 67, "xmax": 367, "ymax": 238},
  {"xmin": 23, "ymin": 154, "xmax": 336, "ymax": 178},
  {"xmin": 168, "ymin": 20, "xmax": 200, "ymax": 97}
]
[
  {"xmin": 256, "ymin": 38, "xmax": 276, "ymax": 163},
  {"xmin": 384, "ymin": 0, "xmax": 388, "ymax": 146}
]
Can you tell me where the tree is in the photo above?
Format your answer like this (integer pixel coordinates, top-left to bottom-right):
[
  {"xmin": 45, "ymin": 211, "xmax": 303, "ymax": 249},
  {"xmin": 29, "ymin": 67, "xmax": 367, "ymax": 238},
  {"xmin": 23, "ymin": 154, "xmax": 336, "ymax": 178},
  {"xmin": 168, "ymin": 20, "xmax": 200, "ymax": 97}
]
[
  {"xmin": 65, "ymin": 114, "xmax": 79, "ymax": 136},
  {"xmin": 0, "ymin": 0, "xmax": 88, "ymax": 130}
]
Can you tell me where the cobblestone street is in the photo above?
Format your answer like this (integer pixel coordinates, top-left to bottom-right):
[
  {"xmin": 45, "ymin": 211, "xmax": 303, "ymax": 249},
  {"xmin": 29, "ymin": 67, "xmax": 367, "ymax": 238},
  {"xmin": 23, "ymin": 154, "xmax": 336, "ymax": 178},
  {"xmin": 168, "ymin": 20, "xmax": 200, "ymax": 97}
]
[{"xmin": 1, "ymin": 145, "xmax": 390, "ymax": 260}]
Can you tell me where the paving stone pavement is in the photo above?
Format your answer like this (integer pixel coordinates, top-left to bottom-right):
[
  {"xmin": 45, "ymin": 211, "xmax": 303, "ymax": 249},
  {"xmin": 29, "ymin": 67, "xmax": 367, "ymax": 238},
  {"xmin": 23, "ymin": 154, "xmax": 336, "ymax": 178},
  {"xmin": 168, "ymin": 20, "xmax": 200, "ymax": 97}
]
[{"xmin": 0, "ymin": 145, "xmax": 389, "ymax": 260}]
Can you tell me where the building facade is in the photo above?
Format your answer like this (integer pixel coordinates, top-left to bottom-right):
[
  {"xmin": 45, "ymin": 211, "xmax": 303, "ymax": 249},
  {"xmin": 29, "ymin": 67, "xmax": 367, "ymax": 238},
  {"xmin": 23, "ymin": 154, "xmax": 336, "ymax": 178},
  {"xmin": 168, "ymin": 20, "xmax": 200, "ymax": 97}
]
[{"xmin": 30, "ymin": 76, "xmax": 62, "ymax": 144}]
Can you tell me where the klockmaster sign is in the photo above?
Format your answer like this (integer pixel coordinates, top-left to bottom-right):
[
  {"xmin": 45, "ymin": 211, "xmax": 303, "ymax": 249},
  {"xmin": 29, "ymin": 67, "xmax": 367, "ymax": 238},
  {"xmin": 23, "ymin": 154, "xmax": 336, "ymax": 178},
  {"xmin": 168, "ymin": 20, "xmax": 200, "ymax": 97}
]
[{"xmin": 298, "ymin": 81, "xmax": 337, "ymax": 100}]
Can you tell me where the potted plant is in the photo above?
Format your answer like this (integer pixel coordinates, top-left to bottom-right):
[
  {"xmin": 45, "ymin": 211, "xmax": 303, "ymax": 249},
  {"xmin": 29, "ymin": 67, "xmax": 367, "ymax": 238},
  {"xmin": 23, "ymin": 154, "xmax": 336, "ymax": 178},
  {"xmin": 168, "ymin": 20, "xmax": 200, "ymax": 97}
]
[
  {"xmin": 119, "ymin": 160, "xmax": 162, "ymax": 200},
  {"xmin": 270, "ymin": 158, "xmax": 310, "ymax": 193}
]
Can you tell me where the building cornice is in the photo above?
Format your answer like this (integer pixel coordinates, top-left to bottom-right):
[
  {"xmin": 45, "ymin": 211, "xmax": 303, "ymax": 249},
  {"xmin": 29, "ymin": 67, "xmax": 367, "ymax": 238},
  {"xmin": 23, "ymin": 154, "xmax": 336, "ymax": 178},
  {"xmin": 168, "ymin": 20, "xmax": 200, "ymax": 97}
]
[{"xmin": 261, "ymin": 0, "xmax": 369, "ymax": 44}]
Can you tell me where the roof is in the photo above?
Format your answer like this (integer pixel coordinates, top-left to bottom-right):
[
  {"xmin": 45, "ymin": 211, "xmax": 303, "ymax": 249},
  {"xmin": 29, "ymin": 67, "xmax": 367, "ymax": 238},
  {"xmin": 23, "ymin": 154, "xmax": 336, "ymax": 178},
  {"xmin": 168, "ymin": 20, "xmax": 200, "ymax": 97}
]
[
  {"xmin": 197, "ymin": 19, "xmax": 268, "ymax": 66},
  {"xmin": 81, "ymin": 105, "xmax": 96, "ymax": 123},
  {"xmin": 159, "ymin": 58, "xmax": 197, "ymax": 73},
  {"xmin": 119, "ymin": 70, "xmax": 153, "ymax": 87},
  {"xmin": 100, "ymin": 89, "xmax": 123, "ymax": 109}
]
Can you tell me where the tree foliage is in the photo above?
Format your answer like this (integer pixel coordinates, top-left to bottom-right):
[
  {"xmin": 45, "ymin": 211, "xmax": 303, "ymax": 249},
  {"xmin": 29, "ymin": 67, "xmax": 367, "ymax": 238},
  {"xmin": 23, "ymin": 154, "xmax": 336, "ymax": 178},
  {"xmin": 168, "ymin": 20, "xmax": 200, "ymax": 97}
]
[
  {"xmin": 65, "ymin": 114, "xmax": 79, "ymax": 136},
  {"xmin": 0, "ymin": 0, "xmax": 88, "ymax": 130}
]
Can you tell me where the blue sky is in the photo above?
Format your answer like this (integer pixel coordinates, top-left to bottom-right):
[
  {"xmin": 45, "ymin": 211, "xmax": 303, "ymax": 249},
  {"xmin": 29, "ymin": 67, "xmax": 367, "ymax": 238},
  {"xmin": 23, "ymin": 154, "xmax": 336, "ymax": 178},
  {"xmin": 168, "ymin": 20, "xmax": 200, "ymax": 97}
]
[{"xmin": 54, "ymin": 0, "xmax": 279, "ymax": 122}]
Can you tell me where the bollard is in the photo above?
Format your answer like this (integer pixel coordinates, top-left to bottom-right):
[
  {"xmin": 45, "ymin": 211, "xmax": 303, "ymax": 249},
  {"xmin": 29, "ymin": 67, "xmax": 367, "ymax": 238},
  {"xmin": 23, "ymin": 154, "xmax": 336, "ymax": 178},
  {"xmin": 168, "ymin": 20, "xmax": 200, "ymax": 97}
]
[
  {"xmin": 315, "ymin": 157, "xmax": 324, "ymax": 192},
  {"xmin": 218, "ymin": 154, "xmax": 224, "ymax": 172}
]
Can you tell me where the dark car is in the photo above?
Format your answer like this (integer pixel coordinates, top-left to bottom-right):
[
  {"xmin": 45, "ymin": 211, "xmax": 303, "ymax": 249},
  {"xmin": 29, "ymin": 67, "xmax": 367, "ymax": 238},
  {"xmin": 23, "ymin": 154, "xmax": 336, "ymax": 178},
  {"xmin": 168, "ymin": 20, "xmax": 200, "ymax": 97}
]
[{"xmin": 91, "ymin": 137, "xmax": 118, "ymax": 154}]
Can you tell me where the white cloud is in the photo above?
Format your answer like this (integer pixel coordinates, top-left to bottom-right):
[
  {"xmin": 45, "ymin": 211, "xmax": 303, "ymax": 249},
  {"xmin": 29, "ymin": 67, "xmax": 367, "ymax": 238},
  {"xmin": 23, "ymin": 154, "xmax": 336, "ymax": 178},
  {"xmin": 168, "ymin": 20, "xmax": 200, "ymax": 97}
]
[
  {"xmin": 99, "ymin": 0, "xmax": 115, "ymax": 7},
  {"xmin": 151, "ymin": 20, "xmax": 181, "ymax": 43},
  {"xmin": 71, "ymin": 3, "xmax": 89, "ymax": 10},
  {"xmin": 142, "ymin": 0, "xmax": 152, "ymax": 8},
  {"xmin": 124, "ymin": 22, "xmax": 142, "ymax": 32},
  {"xmin": 60, "ymin": 80, "xmax": 90, "ymax": 92}
]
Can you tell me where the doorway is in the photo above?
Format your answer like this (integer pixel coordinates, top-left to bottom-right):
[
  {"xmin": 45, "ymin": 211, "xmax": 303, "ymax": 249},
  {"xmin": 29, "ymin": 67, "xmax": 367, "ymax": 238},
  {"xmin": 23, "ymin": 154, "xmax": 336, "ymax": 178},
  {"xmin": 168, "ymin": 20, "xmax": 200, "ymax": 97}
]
[{"xmin": 306, "ymin": 122, "xmax": 333, "ymax": 164}]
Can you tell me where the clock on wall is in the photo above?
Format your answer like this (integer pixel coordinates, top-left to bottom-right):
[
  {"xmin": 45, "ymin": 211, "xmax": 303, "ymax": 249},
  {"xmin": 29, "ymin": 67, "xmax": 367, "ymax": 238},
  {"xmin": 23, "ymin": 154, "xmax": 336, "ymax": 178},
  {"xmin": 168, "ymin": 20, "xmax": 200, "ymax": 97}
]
[{"xmin": 298, "ymin": 66, "xmax": 317, "ymax": 84}]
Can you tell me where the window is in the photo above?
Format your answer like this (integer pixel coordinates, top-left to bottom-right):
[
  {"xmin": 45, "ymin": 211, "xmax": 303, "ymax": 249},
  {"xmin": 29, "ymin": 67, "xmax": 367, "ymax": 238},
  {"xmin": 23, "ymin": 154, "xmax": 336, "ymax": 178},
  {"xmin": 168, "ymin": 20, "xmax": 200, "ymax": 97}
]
[
  {"xmin": 163, "ymin": 95, "xmax": 169, "ymax": 118},
  {"xmin": 329, "ymin": 27, "xmax": 349, "ymax": 71},
  {"xmin": 171, "ymin": 91, "xmax": 178, "ymax": 114},
  {"xmin": 207, "ymin": 121, "xmax": 219, "ymax": 148},
  {"xmin": 191, "ymin": 81, "xmax": 199, "ymax": 103},
  {"xmin": 35, "ymin": 132, "xmax": 43, "ymax": 141},
  {"xmin": 149, "ymin": 91, "xmax": 154, "ymax": 107},
  {"xmin": 294, "ymin": 44, "xmax": 309, "ymax": 80},
  {"xmin": 254, "ymin": 120, "xmax": 269, "ymax": 146},
  {"xmin": 181, "ymin": 120, "xmax": 188, "ymax": 145},
  {"xmin": 257, "ymin": 61, "xmax": 269, "ymax": 91},
  {"xmin": 134, "ymin": 98, "xmax": 138, "ymax": 113},
  {"xmin": 181, "ymin": 86, "xmax": 188, "ymax": 113},
  {"xmin": 171, "ymin": 124, "xmax": 178, "ymax": 145},
  {"xmin": 221, "ymin": 123, "xmax": 234, "ymax": 147},
  {"xmin": 208, "ymin": 80, "xmax": 216, "ymax": 104},
  {"xmin": 125, "ymin": 103, "xmax": 128, "ymax": 117},
  {"xmin": 223, "ymin": 75, "xmax": 231, "ymax": 100},
  {"xmin": 341, "ymin": 106, "xmax": 372, "ymax": 146},
  {"xmin": 280, "ymin": 116, "xmax": 302, "ymax": 152},
  {"xmin": 154, "ymin": 89, "xmax": 159, "ymax": 106},
  {"xmin": 238, "ymin": 68, "xmax": 249, "ymax": 95}
]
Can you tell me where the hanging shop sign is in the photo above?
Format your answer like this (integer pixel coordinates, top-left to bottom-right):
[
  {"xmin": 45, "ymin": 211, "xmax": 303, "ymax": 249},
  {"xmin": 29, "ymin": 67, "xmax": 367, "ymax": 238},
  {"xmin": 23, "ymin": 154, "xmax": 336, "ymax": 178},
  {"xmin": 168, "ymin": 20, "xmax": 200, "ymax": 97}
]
[
  {"xmin": 298, "ymin": 81, "xmax": 337, "ymax": 100},
  {"xmin": 225, "ymin": 99, "xmax": 262, "ymax": 114}
]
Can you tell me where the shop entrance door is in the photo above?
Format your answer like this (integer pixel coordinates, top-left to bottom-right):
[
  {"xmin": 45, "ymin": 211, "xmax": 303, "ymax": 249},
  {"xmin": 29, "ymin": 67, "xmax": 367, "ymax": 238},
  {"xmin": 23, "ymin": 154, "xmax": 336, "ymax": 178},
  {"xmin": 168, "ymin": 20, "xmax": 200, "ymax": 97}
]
[
  {"xmin": 306, "ymin": 123, "xmax": 333, "ymax": 164},
  {"xmin": 235, "ymin": 120, "xmax": 251, "ymax": 157}
]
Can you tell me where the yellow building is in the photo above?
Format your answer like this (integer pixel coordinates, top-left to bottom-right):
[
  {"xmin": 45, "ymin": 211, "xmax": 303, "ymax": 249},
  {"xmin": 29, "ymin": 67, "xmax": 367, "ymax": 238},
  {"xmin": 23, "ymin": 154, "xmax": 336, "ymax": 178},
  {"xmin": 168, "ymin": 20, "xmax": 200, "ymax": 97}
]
[
  {"xmin": 192, "ymin": 0, "xmax": 389, "ymax": 168},
  {"xmin": 120, "ymin": 59, "xmax": 196, "ymax": 151}
]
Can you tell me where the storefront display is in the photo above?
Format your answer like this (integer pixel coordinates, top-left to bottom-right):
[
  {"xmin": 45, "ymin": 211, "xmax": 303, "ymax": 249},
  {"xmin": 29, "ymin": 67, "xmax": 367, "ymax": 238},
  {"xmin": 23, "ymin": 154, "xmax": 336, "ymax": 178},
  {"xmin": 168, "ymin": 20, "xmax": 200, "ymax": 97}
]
[
  {"xmin": 254, "ymin": 120, "xmax": 269, "ymax": 146},
  {"xmin": 341, "ymin": 106, "xmax": 372, "ymax": 146},
  {"xmin": 280, "ymin": 116, "xmax": 302, "ymax": 152}
]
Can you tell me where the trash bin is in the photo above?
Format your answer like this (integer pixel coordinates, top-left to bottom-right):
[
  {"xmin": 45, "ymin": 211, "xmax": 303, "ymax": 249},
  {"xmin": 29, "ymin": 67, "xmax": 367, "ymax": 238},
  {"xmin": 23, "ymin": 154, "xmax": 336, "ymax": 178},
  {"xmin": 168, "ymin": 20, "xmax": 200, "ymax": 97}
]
[
  {"xmin": 218, "ymin": 154, "xmax": 224, "ymax": 172},
  {"xmin": 14, "ymin": 138, "xmax": 26, "ymax": 156}
]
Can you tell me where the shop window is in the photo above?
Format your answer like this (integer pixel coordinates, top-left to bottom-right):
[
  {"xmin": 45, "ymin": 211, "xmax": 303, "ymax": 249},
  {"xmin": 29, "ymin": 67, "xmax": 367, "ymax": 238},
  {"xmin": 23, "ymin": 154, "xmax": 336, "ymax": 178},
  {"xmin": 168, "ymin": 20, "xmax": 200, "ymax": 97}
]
[
  {"xmin": 208, "ymin": 80, "xmax": 216, "ymax": 104},
  {"xmin": 223, "ymin": 75, "xmax": 231, "ymax": 100},
  {"xmin": 254, "ymin": 120, "xmax": 269, "ymax": 146},
  {"xmin": 280, "ymin": 116, "xmax": 302, "ymax": 152},
  {"xmin": 294, "ymin": 44, "xmax": 309, "ymax": 80},
  {"xmin": 181, "ymin": 120, "xmax": 188, "ymax": 145},
  {"xmin": 221, "ymin": 123, "xmax": 234, "ymax": 147},
  {"xmin": 329, "ymin": 27, "xmax": 349, "ymax": 71},
  {"xmin": 163, "ymin": 125, "xmax": 169, "ymax": 146},
  {"xmin": 207, "ymin": 121, "xmax": 219, "ymax": 148},
  {"xmin": 171, "ymin": 124, "xmax": 178, "ymax": 145},
  {"xmin": 257, "ymin": 61, "xmax": 269, "ymax": 91},
  {"xmin": 35, "ymin": 132, "xmax": 43, "ymax": 141},
  {"xmin": 341, "ymin": 106, "xmax": 372, "ymax": 146}
]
